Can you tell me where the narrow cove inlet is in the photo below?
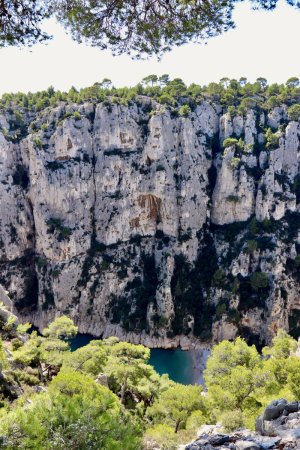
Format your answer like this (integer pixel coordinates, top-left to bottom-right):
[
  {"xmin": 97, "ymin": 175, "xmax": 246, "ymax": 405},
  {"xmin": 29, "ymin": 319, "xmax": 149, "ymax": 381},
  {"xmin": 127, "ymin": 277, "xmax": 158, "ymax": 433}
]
[
  {"xmin": 149, "ymin": 348, "xmax": 196, "ymax": 385},
  {"xmin": 70, "ymin": 334, "xmax": 206, "ymax": 385}
]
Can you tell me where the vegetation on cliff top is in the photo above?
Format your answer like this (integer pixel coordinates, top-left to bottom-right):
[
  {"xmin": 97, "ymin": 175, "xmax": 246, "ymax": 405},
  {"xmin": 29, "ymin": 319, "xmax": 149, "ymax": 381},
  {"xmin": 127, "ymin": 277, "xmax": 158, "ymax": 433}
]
[
  {"xmin": 0, "ymin": 76, "xmax": 299, "ymax": 147},
  {"xmin": 0, "ymin": 307, "xmax": 300, "ymax": 449},
  {"xmin": 1, "ymin": 76, "xmax": 300, "ymax": 115}
]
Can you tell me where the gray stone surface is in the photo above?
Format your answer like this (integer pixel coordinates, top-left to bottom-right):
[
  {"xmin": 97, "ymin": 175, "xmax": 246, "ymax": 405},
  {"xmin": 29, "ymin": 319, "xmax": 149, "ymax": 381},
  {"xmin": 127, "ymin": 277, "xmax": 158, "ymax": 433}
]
[
  {"xmin": 0, "ymin": 100, "xmax": 299, "ymax": 346},
  {"xmin": 186, "ymin": 400, "xmax": 300, "ymax": 449}
]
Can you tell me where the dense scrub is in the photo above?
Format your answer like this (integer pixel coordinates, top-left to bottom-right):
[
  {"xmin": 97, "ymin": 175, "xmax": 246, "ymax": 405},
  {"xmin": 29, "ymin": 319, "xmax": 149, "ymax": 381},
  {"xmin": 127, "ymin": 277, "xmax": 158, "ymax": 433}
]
[
  {"xmin": 0, "ymin": 307, "xmax": 300, "ymax": 449},
  {"xmin": 1, "ymin": 76, "xmax": 300, "ymax": 138}
]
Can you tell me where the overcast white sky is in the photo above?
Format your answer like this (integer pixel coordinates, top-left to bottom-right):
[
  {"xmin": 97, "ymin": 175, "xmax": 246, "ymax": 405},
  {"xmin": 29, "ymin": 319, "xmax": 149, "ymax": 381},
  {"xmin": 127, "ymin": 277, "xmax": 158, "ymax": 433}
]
[{"xmin": 0, "ymin": 0, "xmax": 299, "ymax": 95}]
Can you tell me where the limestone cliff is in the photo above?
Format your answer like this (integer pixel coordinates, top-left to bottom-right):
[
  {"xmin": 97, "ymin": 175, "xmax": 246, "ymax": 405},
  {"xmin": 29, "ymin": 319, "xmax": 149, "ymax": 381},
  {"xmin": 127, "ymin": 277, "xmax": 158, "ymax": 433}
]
[{"xmin": 0, "ymin": 98, "xmax": 299, "ymax": 347}]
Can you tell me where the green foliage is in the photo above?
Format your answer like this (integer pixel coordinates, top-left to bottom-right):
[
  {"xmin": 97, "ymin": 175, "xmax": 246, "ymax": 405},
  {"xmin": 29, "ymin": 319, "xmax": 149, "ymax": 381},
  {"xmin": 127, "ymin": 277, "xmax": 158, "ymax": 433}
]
[
  {"xmin": 32, "ymin": 136, "xmax": 42, "ymax": 148},
  {"xmin": 0, "ymin": 0, "xmax": 50, "ymax": 48},
  {"xmin": 264, "ymin": 95, "xmax": 281, "ymax": 110},
  {"xmin": 244, "ymin": 240, "xmax": 258, "ymax": 254},
  {"xmin": 46, "ymin": 218, "xmax": 72, "ymax": 241},
  {"xmin": 147, "ymin": 384, "xmax": 205, "ymax": 433},
  {"xmin": 0, "ymin": 0, "xmax": 299, "ymax": 60},
  {"xmin": 170, "ymin": 246, "xmax": 217, "ymax": 338},
  {"xmin": 55, "ymin": 0, "xmax": 249, "ymax": 58},
  {"xmin": 219, "ymin": 410, "xmax": 244, "ymax": 432},
  {"xmin": 2, "ymin": 315, "xmax": 16, "ymax": 333},
  {"xmin": 226, "ymin": 194, "xmax": 240, "ymax": 203},
  {"xmin": 202, "ymin": 330, "xmax": 300, "ymax": 429},
  {"xmin": 2, "ymin": 313, "xmax": 300, "ymax": 447},
  {"xmin": 223, "ymin": 137, "xmax": 238, "ymax": 148},
  {"xmin": 73, "ymin": 110, "xmax": 81, "ymax": 121},
  {"xmin": 0, "ymin": 76, "xmax": 299, "ymax": 143},
  {"xmin": 0, "ymin": 337, "xmax": 7, "ymax": 370},
  {"xmin": 238, "ymin": 96, "xmax": 257, "ymax": 112},
  {"xmin": 230, "ymin": 157, "xmax": 241, "ymax": 168},
  {"xmin": 261, "ymin": 330, "xmax": 298, "ymax": 388},
  {"xmin": 265, "ymin": 128, "xmax": 280, "ymax": 150},
  {"xmin": 287, "ymin": 358, "xmax": 300, "ymax": 398},
  {"xmin": 104, "ymin": 341, "xmax": 161, "ymax": 407},
  {"xmin": 288, "ymin": 104, "xmax": 300, "ymax": 121},
  {"xmin": 12, "ymin": 318, "xmax": 77, "ymax": 376},
  {"xmin": 185, "ymin": 410, "xmax": 206, "ymax": 431},
  {"xmin": 64, "ymin": 340, "xmax": 107, "ymax": 376},
  {"xmin": 250, "ymin": 272, "xmax": 269, "ymax": 291},
  {"xmin": 12, "ymin": 331, "xmax": 42, "ymax": 366},
  {"xmin": 204, "ymin": 337, "xmax": 274, "ymax": 427},
  {"xmin": 142, "ymin": 75, "xmax": 158, "ymax": 86},
  {"xmin": 0, "ymin": 370, "xmax": 141, "ymax": 449},
  {"xmin": 215, "ymin": 302, "xmax": 227, "ymax": 320},
  {"xmin": 178, "ymin": 105, "xmax": 191, "ymax": 117},
  {"xmin": 212, "ymin": 268, "xmax": 226, "ymax": 288},
  {"xmin": 263, "ymin": 329, "xmax": 297, "ymax": 359},
  {"xmin": 42, "ymin": 316, "xmax": 78, "ymax": 340},
  {"xmin": 286, "ymin": 77, "xmax": 300, "ymax": 88},
  {"xmin": 144, "ymin": 424, "xmax": 179, "ymax": 450}
]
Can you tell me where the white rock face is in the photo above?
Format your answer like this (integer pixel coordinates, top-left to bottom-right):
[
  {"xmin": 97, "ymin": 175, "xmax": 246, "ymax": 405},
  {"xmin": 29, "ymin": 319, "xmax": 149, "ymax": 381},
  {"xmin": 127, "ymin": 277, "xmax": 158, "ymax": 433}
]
[
  {"xmin": 211, "ymin": 147, "xmax": 255, "ymax": 224},
  {"xmin": 0, "ymin": 99, "xmax": 299, "ymax": 347}
]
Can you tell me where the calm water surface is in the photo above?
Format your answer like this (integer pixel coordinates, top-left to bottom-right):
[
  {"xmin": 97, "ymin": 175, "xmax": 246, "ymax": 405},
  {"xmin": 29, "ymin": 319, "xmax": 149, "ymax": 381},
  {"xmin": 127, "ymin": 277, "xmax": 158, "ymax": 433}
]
[
  {"xmin": 70, "ymin": 333, "xmax": 94, "ymax": 351},
  {"xmin": 149, "ymin": 348, "xmax": 194, "ymax": 385},
  {"xmin": 71, "ymin": 335, "xmax": 195, "ymax": 385}
]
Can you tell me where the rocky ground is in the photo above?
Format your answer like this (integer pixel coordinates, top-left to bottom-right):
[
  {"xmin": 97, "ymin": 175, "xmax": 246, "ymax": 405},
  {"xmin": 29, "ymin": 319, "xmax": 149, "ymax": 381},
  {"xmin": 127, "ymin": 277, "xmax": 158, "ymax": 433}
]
[{"xmin": 186, "ymin": 399, "xmax": 300, "ymax": 449}]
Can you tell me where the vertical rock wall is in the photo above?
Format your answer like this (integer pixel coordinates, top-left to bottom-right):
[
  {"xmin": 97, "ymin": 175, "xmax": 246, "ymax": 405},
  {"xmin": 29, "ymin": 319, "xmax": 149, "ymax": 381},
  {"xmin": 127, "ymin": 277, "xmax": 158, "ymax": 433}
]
[{"xmin": 0, "ymin": 99, "xmax": 299, "ymax": 347}]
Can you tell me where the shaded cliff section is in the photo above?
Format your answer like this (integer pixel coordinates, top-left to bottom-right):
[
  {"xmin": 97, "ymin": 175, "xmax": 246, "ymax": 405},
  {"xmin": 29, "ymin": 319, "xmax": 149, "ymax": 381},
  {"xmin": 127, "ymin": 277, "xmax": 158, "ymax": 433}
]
[{"xmin": 0, "ymin": 98, "xmax": 299, "ymax": 347}]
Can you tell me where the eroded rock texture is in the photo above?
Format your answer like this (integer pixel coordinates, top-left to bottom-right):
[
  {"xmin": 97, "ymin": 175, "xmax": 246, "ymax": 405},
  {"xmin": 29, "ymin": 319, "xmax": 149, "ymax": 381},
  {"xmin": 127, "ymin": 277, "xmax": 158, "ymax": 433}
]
[
  {"xmin": 186, "ymin": 399, "xmax": 300, "ymax": 449},
  {"xmin": 0, "ymin": 99, "xmax": 299, "ymax": 346}
]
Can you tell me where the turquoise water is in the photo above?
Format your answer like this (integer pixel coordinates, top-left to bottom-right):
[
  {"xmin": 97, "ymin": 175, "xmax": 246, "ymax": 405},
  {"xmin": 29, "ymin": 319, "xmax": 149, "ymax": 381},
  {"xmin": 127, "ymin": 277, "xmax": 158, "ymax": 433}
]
[
  {"xmin": 70, "ymin": 333, "xmax": 94, "ymax": 351},
  {"xmin": 70, "ymin": 335, "xmax": 195, "ymax": 385},
  {"xmin": 149, "ymin": 348, "xmax": 194, "ymax": 385}
]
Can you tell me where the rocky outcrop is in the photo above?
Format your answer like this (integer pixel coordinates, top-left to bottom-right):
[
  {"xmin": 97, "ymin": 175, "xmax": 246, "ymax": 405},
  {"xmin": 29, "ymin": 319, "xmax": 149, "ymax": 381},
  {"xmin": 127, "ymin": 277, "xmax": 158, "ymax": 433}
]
[
  {"xmin": 186, "ymin": 399, "xmax": 300, "ymax": 449},
  {"xmin": 0, "ymin": 99, "xmax": 299, "ymax": 346}
]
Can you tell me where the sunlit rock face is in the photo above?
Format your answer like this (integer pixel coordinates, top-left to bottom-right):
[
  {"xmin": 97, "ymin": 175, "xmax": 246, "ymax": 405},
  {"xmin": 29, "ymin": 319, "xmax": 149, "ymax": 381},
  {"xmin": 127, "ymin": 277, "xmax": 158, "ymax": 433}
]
[{"xmin": 0, "ymin": 99, "xmax": 299, "ymax": 347}]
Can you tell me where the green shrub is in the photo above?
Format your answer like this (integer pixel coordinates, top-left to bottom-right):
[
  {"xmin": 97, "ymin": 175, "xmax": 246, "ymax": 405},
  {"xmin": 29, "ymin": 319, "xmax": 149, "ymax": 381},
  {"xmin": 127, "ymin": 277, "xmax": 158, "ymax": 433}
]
[
  {"xmin": 227, "ymin": 106, "xmax": 237, "ymax": 117},
  {"xmin": 230, "ymin": 157, "xmax": 240, "ymax": 168},
  {"xmin": 144, "ymin": 424, "xmax": 178, "ymax": 450},
  {"xmin": 250, "ymin": 272, "xmax": 269, "ymax": 291},
  {"xmin": 243, "ymin": 143, "xmax": 253, "ymax": 153},
  {"xmin": 220, "ymin": 410, "xmax": 244, "ymax": 432},
  {"xmin": 185, "ymin": 410, "xmax": 206, "ymax": 431},
  {"xmin": 212, "ymin": 268, "xmax": 226, "ymax": 288},
  {"xmin": 288, "ymin": 104, "xmax": 300, "ymax": 121},
  {"xmin": 11, "ymin": 337, "xmax": 23, "ymax": 351},
  {"xmin": 223, "ymin": 137, "xmax": 238, "ymax": 148},
  {"xmin": 32, "ymin": 136, "xmax": 42, "ymax": 148},
  {"xmin": 244, "ymin": 240, "xmax": 258, "ymax": 254},
  {"xmin": 294, "ymin": 255, "xmax": 300, "ymax": 267},
  {"xmin": 46, "ymin": 218, "xmax": 72, "ymax": 241},
  {"xmin": 215, "ymin": 302, "xmax": 227, "ymax": 319},
  {"xmin": 265, "ymin": 128, "xmax": 279, "ymax": 150},
  {"xmin": 178, "ymin": 105, "xmax": 191, "ymax": 117},
  {"xmin": 73, "ymin": 111, "xmax": 81, "ymax": 121},
  {"xmin": 226, "ymin": 195, "xmax": 239, "ymax": 203}
]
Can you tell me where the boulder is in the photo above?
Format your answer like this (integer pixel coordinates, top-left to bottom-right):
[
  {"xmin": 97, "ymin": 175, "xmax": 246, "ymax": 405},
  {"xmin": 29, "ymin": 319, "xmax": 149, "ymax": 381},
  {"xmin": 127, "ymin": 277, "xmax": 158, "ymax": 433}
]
[
  {"xmin": 96, "ymin": 373, "xmax": 109, "ymax": 388},
  {"xmin": 234, "ymin": 441, "xmax": 261, "ymax": 450},
  {"xmin": 187, "ymin": 399, "xmax": 300, "ymax": 450},
  {"xmin": 263, "ymin": 399, "xmax": 288, "ymax": 421}
]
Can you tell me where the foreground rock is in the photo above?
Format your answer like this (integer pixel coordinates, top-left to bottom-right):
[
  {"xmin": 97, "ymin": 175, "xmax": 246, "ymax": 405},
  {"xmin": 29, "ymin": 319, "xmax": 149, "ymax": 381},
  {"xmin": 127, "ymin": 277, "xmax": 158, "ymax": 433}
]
[{"xmin": 186, "ymin": 400, "xmax": 300, "ymax": 449}]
